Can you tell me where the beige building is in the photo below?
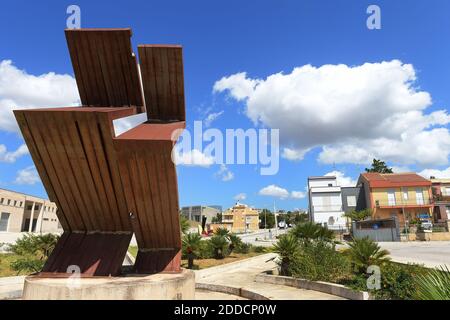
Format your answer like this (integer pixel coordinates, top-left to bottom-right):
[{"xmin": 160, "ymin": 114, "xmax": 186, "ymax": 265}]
[
  {"xmin": 0, "ymin": 188, "xmax": 62, "ymax": 233},
  {"xmin": 220, "ymin": 202, "xmax": 259, "ymax": 233}
]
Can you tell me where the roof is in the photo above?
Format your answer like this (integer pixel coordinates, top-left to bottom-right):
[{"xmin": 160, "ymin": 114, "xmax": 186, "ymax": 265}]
[
  {"xmin": 360, "ymin": 172, "xmax": 431, "ymax": 188},
  {"xmin": 308, "ymin": 176, "xmax": 336, "ymax": 180},
  {"xmin": 430, "ymin": 178, "xmax": 450, "ymax": 184}
]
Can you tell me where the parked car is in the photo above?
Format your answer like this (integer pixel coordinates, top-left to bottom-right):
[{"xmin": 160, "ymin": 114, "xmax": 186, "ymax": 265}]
[
  {"xmin": 278, "ymin": 221, "xmax": 287, "ymax": 229},
  {"xmin": 420, "ymin": 220, "xmax": 433, "ymax": 232}
]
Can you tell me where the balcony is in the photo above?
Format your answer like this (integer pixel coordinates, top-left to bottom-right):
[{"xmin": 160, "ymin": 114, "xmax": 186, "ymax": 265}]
[{"xmin": 375, "ymin": 199, "xmax": 433, "ymax": 208}]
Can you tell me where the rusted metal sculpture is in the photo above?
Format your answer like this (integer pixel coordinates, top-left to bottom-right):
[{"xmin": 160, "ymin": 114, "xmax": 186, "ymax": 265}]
[{"xmin": 14, "ymin": 28, "xmax": 185, "ymax": 276}]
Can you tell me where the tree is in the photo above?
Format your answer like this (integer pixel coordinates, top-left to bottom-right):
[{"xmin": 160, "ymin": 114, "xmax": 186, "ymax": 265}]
[
  {"xmin": 346, "ymin": 237, "xmax": 390, "ymax": 274},
  {"xmin": 7, "ymin": 233, "xmax": 59, "ymax": 274},
  {"xmin": 414, "ymin": 265, "xmax": 450, "ymax": 300},
  {"xmin": 180, "ymin": 216, "xmax": 190, "ymax": 234},
  {"xmin": 272, "ymin": 234, "xmax": 299, "ymax": 276},
  {"xmin": 289, "ymin": 222, "xmax": 335, "ymax": 245},
  {"xmin": 365, "ymin": 159, "xmax": 393, "ymax": 173},
  {"xmin": 182, "ymin": 232, "xmax": 202, "ymax": 269},
  {"xmin": 210, "ymin": 235, "xmax": 229, "ymax": 259},
  {"xmin": 214, "ymin": 227, "xmax": 230, "ymax": 238},
  {"xmin": 228, "ymin": 233, "xmax": 243, "ymax": 254},
  {"xmin": 344, "ymin": 209, "xmax": 372, "ymax": 222},
  {"xmin": 211, "ymin": 213, "xmax": 222, "ymax": 223},
  {"xmin": 259, "ymin": 209, "xmax": 275, "ymax": 229}
]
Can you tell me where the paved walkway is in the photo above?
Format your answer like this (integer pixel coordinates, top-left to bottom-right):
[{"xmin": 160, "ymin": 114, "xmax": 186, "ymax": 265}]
[{"xmin": 195, "ymin": 253, "xmax": 345, "ymax": 300}]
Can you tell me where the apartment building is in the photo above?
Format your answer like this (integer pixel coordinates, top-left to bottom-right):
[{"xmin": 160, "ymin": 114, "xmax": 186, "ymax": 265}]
[
  {"xmin": 0, "ymin": 188, "xmax": 62, "ymax": 233},
  {"xmin": 358, "ymin": 173, "xmax": 433, "ymax": 226},
  {"xmin": 180, "ymin": 205, "xmax": 221, "ymax": 223},
  {"xmin": 220, "ymin": 202, "xmax": 259, "ymax": 233},
  {"xmin": 307, "ymin": 176, "xmax": 346, "ymax": 230},
  {"xmin": 430, "ymin": 178, "xmax": 450, "ymax": 222}
]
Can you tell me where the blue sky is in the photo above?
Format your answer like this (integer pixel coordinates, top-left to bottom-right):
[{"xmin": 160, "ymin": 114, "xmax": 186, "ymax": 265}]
[{"xmin": 1, "ymin": 0, "xmax": 450, "ymax": 211}]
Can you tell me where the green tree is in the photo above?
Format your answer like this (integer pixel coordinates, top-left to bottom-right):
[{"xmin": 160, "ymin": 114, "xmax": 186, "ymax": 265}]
[
  {"xmin": 214, "ymin": 227, "xmax": 230, "ymax": 238},
  {"xmin": 210, "ymin": 235, "xmax": 229, "ymax": 259},
  {"xmin": 346, "ymin": 237, "xmax": 390, "ymax": 274},
  {"xmin": 365, "ymin": 159, "xmax": 393, "ymax": 173},
  {"xmin": 7, "ymin": 233, "xmax": 59, "ymax": 274},
  {"xmin": 180, "ymin": 215, "xmax": 190, "ymax": 234},
  {"xmin": 228, "ymin": 233, "xmax": 243, "ymax": 254},
  {"xmin": 211, "ymin": 213, "xmax": 222, "ymax": 223},
  {"xmin": 259, "ymin": 209, "xmax": 275, "ymax": 229},
  {"xmin": 414, "ymin": 265, "xmax": 450, "ymax": 300},
  {"xmin": 273, "ymin": 234, "xmax": 299, "ymax": 276},
  {"xmin": 289, "ymin": 222, "xmax": 335, "ymax": 245},
  {"xmin": 344, "ymin": 209, "xmax": 372, "ymax": 222},
  {"xmin": 182, "ymin": 232, "xmax": 202, "ymax": 269}
]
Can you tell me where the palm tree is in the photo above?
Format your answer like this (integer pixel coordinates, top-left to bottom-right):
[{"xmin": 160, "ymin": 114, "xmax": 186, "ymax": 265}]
[
  {"xmin": 182, "ymin": 232, "xmax": 202, "ymax": 269},
  {"xmin": 289, "ymin": 222, "xmax": 334, "ymax": 244},
  {"xmin": 346, "ymin": 237, "xmax": 390, "ymax": 274},
  {"xmin": 180, "ymin": 216, "xmax": 190, "ymax": 234},
  {"xmin": 210, "ymin": 235, "xmax": 229, "ymax": 259},
  {"xmin": 214, "ymin": 227, "xmax": 230, "ymax": 238},
  {"xmin": 273, "ymin": 234, "xmax": 299, "ymax": 276},
  {"xmin": 414, "ymin": 265, "xmax": 450, "ymax": 300},
  {"xmin": 228, "ymin": 233, "xmax": 243, "ymax": 254}
]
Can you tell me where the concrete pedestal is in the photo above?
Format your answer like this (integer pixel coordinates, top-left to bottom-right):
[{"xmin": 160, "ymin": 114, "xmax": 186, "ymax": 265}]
[{"xmin": 22, "ymin": 269, "xmax": 195, "ymax": 300}]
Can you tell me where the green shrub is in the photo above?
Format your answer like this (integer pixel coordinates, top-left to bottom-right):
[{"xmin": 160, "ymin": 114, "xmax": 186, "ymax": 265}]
[
  {"xmin": 252, "ymin": 245, "xmax": 266, "ymax": 253},
  {"xmin": 289, "ymin": 241, "xmax": 351, "ymax": 282},
  {"xmin": 197, "ymin": 240, "xmax": 214, "ymax": 259},
  {"xmin": 234, "ymin": 242, "xmax": 251, "ymax": 254},
  {"xmin": 345, "ymin": 237, "xmax": 390, "ymax": 274},
  {"xmin": 210, "ymin": 235, "xmax": 229, "ymax": 259},
  {"xmin": 375, "ymin": 263, "xmax": 425, "ymax": 300},
  {"xmin": 7, "ymin": 233, "xmax": 59, "ymax": 274}
]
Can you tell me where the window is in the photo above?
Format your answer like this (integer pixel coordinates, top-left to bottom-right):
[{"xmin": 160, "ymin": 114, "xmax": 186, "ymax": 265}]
[
  {"xmin": 416, "ymin": 188, "xmax": 424, "ymax": 205},
  {"xmin": 7, "ymin": 199, "xmax": 11, "ymax": 206},
  {"xmin": 442, "ymin": 187, "xmax": 450, "ymax": 196},
  {"xmin": 403, "ymin": 191, "xmax": 408, "ymax": 201},
  {"xmin": 35, "ymin": 205, "xmax": 39, "ymax": 211},
  {"xmin": 387, "ymin": 190, "xmax": 396, "ymax": 206},
  {"xmin": 27, "ymin": 205, "xmax": 33, "ymax": 210},
  {"xmin": 347, "ymin": 195, "xmax": 356, "ymax": 207},
  {"xmin": 0, "ymin": 198, "xmax": 3, "ymax": 204},
  {"xmin": 328, "ymin": 183, "xmax": 333, "ymax": 187},
  {"xmin": 0, "ymin": 212, "xmax": 10, "ymax": 232},
  {"xmin": 19, "ymin": 201, "xmax": 23, "ymax": 207}
]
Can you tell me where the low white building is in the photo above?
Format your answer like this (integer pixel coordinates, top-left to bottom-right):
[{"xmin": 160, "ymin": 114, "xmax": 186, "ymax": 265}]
[{"xmin": 307, "ymin": 176, "xmax": 346, "ymax": 230}]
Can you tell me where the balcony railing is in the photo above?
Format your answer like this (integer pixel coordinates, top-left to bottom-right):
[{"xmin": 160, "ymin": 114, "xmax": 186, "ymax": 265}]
[{"xmin": 375, "ymin": 199, "xmax": 433, "ymax": 207}]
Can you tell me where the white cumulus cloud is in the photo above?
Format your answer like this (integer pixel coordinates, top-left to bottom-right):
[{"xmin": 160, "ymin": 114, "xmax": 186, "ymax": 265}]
[
  {"xmin": 325, "ymin": 170, "xmax": 356, "ymax": 187},
  {"xmin": 174, "ymin": 149, "xmax": 215, "ymax": 167},
  {"xmin": 0, "ymin": 60, "xmax": 80, "ymax": 133},
  {"xmin": 290, "ymin": 191, "xmax": 306, "ymax": 199},
  {"xmin": 419, "ymin": 167, "xmax": 450, "ymax": 179},
  {"xmin": 14, "ymin": 166, "xmax": 40, "ymax": 185},
  {"xmin": 234, "ymin": 193, "xmax": 247, "ymax": 201},
  {"xmin": 214, "ymin": 60, "xmax": 450, "ymax": 167},
  {"xmin": 204, "ymin": 110, "xmax": 224, "ymax": 127},
  {"xmin": 0, "ymin": 144, "xmax": 28, "ymax": 163}
]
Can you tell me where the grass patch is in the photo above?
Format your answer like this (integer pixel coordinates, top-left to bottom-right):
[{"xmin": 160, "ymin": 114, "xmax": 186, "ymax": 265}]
[{"xmin": 0, "ymin": 254, "xmax": 29, "ymax": 277}]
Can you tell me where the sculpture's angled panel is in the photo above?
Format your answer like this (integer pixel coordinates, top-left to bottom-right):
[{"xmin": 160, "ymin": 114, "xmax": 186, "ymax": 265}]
[
  {"xmin": 66, "ymin": 29, "xmax": 145, "ymax": 113},
  {"xmin": 139, "ymin": 45, "xmax": 185, "ymax": 121},
  {"xmin": 14, "ymin": 107, "xmax": 137, "ymax": 276},
  {"xmin": 114, "ymin": 121, "xmax": 185, "ymax": 273}
]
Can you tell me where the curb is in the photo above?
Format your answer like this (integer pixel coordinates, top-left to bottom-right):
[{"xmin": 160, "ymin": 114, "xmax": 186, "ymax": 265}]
[
  {"xmin": 255, "ymin": 273, "xmax": 370, "ymax": 300},
  {"xmin": 196, "ymin": 283, "xmax": 270, "ymax": 300}
]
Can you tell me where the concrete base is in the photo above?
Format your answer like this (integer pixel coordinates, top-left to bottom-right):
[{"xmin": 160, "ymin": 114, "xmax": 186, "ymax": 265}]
[{"xmin": 22, "ymin": 269, "xmax": 195, "ymax": 300}]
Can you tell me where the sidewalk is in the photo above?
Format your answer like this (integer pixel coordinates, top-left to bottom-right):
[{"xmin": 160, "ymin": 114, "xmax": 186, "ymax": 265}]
[{"xmin": 195, "ymin": 253, "xmax": 345, "ymax": 300}]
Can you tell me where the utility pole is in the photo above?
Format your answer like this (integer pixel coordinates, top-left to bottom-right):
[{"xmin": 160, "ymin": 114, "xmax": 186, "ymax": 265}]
[{"xmin": 274, "ymin": 201, "xmax": 278, "ymax": 237}]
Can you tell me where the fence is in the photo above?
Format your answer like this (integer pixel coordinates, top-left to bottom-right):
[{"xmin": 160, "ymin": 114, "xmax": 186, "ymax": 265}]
[{"xmin": 352, "ymin": 217, "xmax": 400, "ymax": 242}]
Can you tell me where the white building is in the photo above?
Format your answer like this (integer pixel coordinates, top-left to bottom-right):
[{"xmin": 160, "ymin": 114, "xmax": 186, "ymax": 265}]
[{"xmin": 307, "ymin": 176, "xmax": 346, "ymax": 230}]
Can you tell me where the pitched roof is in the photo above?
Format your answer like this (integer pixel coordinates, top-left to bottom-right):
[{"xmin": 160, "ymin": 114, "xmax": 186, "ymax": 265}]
[{"xmin": 360, "ymin": 172, "xmax": 431, "ymax": 188}]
